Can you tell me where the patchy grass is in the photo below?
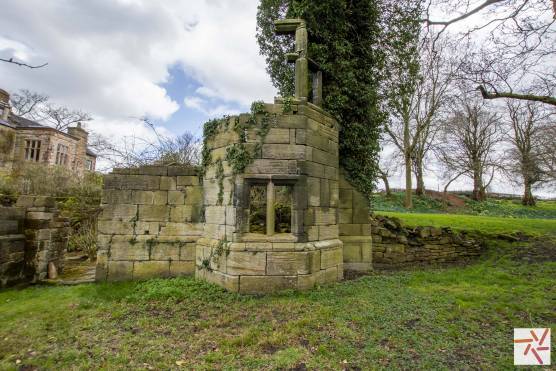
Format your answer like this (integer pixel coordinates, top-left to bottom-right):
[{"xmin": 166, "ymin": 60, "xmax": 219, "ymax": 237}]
[
  {"xmin": 372, "ymin": 192, "xmax": 556, "ymax": 219},
  {"xmin": 378, "ymin": 211, "xmax": 556, "ymax": 237},
  {"xmin": 1, "ymin": 240, "xmax": 555, "ymax": 370}
]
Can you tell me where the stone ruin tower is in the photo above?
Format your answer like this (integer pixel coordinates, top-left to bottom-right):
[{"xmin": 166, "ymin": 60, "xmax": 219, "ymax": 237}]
[{"xmin": 95, "ymin": 19, "xmax": 372, "ymax": 293}]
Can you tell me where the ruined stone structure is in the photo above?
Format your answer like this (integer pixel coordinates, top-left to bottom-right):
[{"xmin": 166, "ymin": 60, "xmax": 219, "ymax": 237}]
[
  {"xmin": 0, "ymin": 196, "xmax": 69, "ymax": 287},
  {"xmin": 96, "ymin": 98, "xmax": 373, "ymax": 293},
  {"xmin": 371, "ymin": 215, "xmax": 484, "ymax": 269}
]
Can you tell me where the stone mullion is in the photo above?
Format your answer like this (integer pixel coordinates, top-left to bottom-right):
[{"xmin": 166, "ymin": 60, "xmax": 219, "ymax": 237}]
[{"xmin": 266, "ymin": 181, "xmax": 275, "ymax": 236}]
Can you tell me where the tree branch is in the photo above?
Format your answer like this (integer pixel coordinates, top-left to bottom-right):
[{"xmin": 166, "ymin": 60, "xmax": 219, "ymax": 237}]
[
  {"xmin": 422, "ymin": 0, "xmax": 505, "ymax": 27},
  {"xmin": 0, "ymin": 58, "xmax": 48, "ymax": 69},
  {"xmin": 477, "ymin": 85, "xmax": 556, "ymax": 106}
]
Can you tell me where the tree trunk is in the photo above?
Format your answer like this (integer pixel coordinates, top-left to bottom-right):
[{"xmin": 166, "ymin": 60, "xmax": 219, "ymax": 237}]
[
  {"xmin": 381, "ymin": 174, "xmax": 392, "ymax": 197},
  {"xmin": 415, "ymin": 157, "xmax": 425, "ymax": 196},
  {"xmin": 404, "ymin": 151, "xmax": 413, "ymax": 208},
  {"xmin": 522, "ymin": 178, "xmax": 536, "ymax": 206},
  {"xmin": 472, "ymin": 169, "xmax": 486, "ymax": 201}
]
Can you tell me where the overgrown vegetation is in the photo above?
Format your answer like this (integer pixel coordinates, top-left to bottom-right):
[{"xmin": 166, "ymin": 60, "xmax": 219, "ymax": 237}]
[
  {"xmin": 0, "ymin": 163, "xmax": 103, "ymax": 259},
  {"xmin": 1, "ymin": 237, "xmax": 554, "ymax": 369},
  {"xmin": 257, "ymin": 0, "xmax": 387, "ymax": 197}
]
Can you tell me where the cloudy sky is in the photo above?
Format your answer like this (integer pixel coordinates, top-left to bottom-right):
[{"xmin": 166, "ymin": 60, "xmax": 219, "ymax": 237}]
[
  {"xmin": 0, "ymin": 1, "xmax": 551, "ymax": 197},
  {"xmin": 0, "ymin": 0, "xmax": 276, "ymax": 142}
]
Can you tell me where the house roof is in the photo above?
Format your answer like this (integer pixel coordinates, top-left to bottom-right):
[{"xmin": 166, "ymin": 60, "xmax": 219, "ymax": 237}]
[
  {"xmin": 8, "ymin": 113, "xmax": 48, "ymax": 129},
  {"xmin": 86, "ymin": 148, "xmax": 97, "ymax": 158}
]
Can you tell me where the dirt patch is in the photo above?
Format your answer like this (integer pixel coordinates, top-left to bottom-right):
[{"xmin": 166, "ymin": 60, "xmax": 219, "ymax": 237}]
[{"xmin": 424, "ymin": 190, "xmax": 466, "ymax": 208}]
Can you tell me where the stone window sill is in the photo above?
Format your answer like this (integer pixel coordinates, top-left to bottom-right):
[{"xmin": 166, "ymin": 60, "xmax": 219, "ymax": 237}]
[{"xmin": 241, "ymin": 233, "xmax": 297, "ymax": 243}]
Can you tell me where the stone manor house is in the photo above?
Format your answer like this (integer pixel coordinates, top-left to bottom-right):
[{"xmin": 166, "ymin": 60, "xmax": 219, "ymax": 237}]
[{"xmin": 0, "ymin": 88, "xmax": 97, "ymax": 175}]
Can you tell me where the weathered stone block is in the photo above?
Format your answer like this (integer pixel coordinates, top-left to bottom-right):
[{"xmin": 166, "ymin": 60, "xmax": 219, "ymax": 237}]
[
  {"xmin": 307, "ymin": 177, "xmax": 320, "ymax": 206},
  {"xmin": 131, "ymin": 191, "xmax": 154, "ymax": 205},
  {"xmin": 159, "ymin": 223, "xmax": 203, "ymax": 237},
  {"xmin": 104, "ymin": 174, "xmax": 160, "ymax": 191},
  {"xmin": 226, "ymin": 251, "xmax": 266, "ymax": 276},
  {"xmin": 107, "ymin": 261, "xmax": 133, "ymax": 281},
  {"xmin": 266, "ymin": 252, "xmax": 316, "ymax": 275},
  {"xmin": 239, "ymin": 275, "xmax": 297, "ymax": 294},
  {"xmin": 339, "ymin": 189, "xmax": 353, "ymax": 209},
  {"xmin": 297, "ymin": 270, "xmax": 325, "ymax": 290},
  {"xmin": 138, "ymin": 205, "xmax": 169, "ymax": 222},
  {"xmin": 133, "ymin": 261, "xmax": 169, "ymax": 280},
  {"xmin": 323, "ymin": 266, "xmax": 338, "ymax": 283},
  {"xmin": 168, "ymin": 191, "xmax": 185, "ymax": 205},
  {"xmin": 150, "ymin": 243, "xmax": 180, "ymax": 261},
  {"xmin": 339, "ymin": 209, "xmax": 352, "ymax": 224},
  {"xmin": 339, "ymin": 224, "xmax": 362, "ymax": 236},
  {"xmin": 262, "ymin": 144, "xmax": 306, "ymax": 160},
  {"xmin": 177, "ymin": 176, "xmax": 200, "ymax": 186},
  {"xmin": 99, "ymin": 205, "xmax": 137, "ymax": 221},
  {"xmin": 159, "ymin": 177, "xmax": 177, "ymax": 191},
  {"xmin": 169, "ymin": 205, "xmax": 194, "ymax": 222},
  {"xmin": 196, "ymin": 269, "xmax": 239, "ymax": 292},
  {"xmin": 153, "ymin": 191, "xmax": 168, "ymax": 205},
  {"xmin": 98, "ymin": 221, "xmax": 134, "ymax": 235},
  {"xmin": 343, "ymin": 244, "xmax": 362, "ymax": 263},
  {"xmin": 169, "ymin": 261, "xmax": 195, "ymax": 277},
  {"xmin": 321, "ymin": 248, "xmax": 342, "ymax": 269}
]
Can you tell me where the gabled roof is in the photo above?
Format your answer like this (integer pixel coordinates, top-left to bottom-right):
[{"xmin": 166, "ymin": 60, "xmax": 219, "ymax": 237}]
[
  {"xmin": 86, "ymin": 148, "xmax": 97, "ymax": 158},
  {"xmin": 8, "ymin": 113, "xmax": 48, "ymax": 129}
]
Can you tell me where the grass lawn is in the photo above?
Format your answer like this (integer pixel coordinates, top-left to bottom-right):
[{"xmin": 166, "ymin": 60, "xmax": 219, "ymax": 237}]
[
  {"xmin": 377, "ymin": 211, "xmax": 556, "ymax": 237},
  {"xmin": 371, "ymin": 192, "xmax": 556, "ymax": 219},
  {"xmin": 1, "ymin": 240, "xmax": 555, "ymax": 370}
]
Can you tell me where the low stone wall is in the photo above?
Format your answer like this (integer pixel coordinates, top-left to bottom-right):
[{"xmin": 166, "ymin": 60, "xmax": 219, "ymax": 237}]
[
  {"xmin": 371, "ymin": 215, "xmax": 483, "ymax": 269},
  {"xmin": 96, "ymin": 165, "xmax": 204, "ymax": 281},
  {"xmin": 1, "ymin": 196, "xmax": 69, "ymax": 287}
]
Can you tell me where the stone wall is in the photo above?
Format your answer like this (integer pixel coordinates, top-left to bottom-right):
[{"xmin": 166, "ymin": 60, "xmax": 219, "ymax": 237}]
[
  {"xmin": 1, "ymin": 196, "xmax": 69, "ymax": 287},
  {"xmin": 338, "ymin": 170, "xmax": 373, "ymax": 272},
  {"xmin": 96, "ymin": 165, "xmax": 204, "ymax": 281},
  {"xmin": 371, "ymin": 215, "xmax": 484, "ymax": 269}
]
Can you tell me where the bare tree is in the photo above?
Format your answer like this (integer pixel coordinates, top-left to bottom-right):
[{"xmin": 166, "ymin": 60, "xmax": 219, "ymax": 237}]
[
  {"xmin": 41, "ymin": 104, "xmax": 92, "ymax": 132},
  {"xmin": 436, "ymin": 89, "xmax": 503, "ymax": 201},
  {"xmin": 422, "ymin": 0, "xmax": 556, "ymax": 106},
  {"xmin": 10, "ymin": 89, "xmax": 92, "ymax": 131},
  {"xmin": 10, "ymin": 90, "xmax": 48, "ymax": 119},
  {"xmin": 89, "ymin": 130, "xmax": 200, "ymax": 171},
  {"xmin": 384, "ymin": 33, "xmax": 455, "ymax": 206},
  {"xmin": 504, "ymin": 101, "xmax": 554, "ymax": 205}
]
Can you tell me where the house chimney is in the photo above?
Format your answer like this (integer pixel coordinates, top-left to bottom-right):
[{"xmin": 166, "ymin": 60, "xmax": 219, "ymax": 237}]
[{"xmin": 0, "ymin": 89, "xmax": 11, "ymax": 121}]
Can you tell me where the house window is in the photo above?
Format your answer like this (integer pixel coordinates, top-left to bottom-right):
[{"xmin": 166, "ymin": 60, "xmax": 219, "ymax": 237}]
[
  {"xmin": 24, "ymin": 140, "xmax": 41, "ymax": 162},
  {"xmin": 248, "ymin": 181, "xmax": 293, "ymax": 235},
  {"xmin": 55, "ymin": 144, "xmax": 69, "ymax": 165},
  {"xmin": 85, "ymin": 159, "xmax": 93, "ymax": 171}
]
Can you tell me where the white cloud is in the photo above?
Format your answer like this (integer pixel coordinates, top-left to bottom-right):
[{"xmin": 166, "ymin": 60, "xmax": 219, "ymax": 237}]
[
  {"xmin": 0, "ymin": 0, "xmax": 276, "ymax": 127},
  {"xmin": 184, "ymin": 96, "xmax": 206, "ymax": 111}
]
